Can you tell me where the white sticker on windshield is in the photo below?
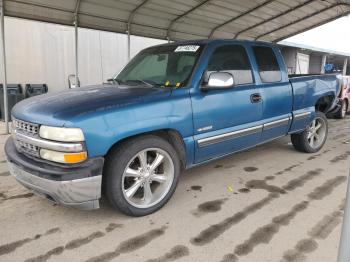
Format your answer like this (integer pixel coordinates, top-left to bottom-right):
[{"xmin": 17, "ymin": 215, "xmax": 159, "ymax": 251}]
[{"xmin": 175, "ymin": 45, "xmax": 200, "ymax": 52}]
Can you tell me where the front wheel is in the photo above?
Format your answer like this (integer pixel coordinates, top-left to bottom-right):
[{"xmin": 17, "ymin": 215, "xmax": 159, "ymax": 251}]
[
  {"xmin": 104, "ymin": 135, "xmax": 180, "ymax": 216},
  {"xmin": 291, "ymin": 111, "xmax": 328, "ymax": 153}
]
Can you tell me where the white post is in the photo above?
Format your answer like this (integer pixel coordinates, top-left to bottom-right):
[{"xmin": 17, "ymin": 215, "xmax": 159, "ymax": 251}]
[
  {"xmin": 0, "ymin": 0, "xmax": 8, "ymax": 134},
  {"xmin": 127, "ymin": 24, "xmax": 131, "ymax": 61},
  {"xmin": 74, "ymin": 13, "xmax": 79, "ymax": 87},
  {"xmin": 321, "ymin": 54, "xmax": 327, "ymax": 74},
  {"xmin": 343, "ymin": 58, "xmax": 348, "ymax": 76},
  {"xmin": 337, "ymin": 175, "xmax": 350, "ymax": 262}
]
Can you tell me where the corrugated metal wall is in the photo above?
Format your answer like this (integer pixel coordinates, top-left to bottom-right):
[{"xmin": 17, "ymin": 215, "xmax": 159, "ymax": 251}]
[
  {"xmin": 280, "ymin": 47, "xmax": 297, "ymax": 74},
  {"xmin": 309, "ymin": 54, "xmax": 323, "ymax": 74},
  {"xmin": 0, "ymin": 17, "xmax": 166, "ymax": 93}
]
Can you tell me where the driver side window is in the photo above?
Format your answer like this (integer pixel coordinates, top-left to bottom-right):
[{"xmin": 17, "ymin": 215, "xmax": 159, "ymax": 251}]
[{"xmin": 206, "ymin": 45, "xmax": 254, "ymax": 85}]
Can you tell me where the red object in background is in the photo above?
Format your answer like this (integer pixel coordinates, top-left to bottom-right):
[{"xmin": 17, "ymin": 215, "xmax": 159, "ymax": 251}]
[
  {"xmin": 340, "ymin": 76, "xmax": 350, "ymax": 113},
  {"xmin": 333, "ymin": 76, "xmax": 350, "ymax": 119}
]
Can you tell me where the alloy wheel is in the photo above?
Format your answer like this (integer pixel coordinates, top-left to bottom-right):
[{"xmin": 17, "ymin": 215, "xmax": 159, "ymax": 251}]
[
  {"xmin": 342, "ymin": 102, "xmax": 347, "ymax": 118},
  {"xmin": 121, "ymin": 148, "xmax": 174, "ymax": 208},
  {"xmin": 307, "ymin": 117, "xmax": 327, "ymax": 149}
]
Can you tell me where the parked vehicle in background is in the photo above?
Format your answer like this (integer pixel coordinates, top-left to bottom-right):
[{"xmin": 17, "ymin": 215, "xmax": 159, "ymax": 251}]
[
  {"xmin": 6, "ymin": 40, "xmax": 341, "ymax": 216},
  {"xmin": 333, "ymin": 76, "xmax": 350, "ymax": 119}
]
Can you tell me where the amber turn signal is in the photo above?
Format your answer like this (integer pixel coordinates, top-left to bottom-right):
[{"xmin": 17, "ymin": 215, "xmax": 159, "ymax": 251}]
[
  {"xmin": 64, "ymin": 152, "xmax": 88, "ymax": 163},
  {"xmin": 40, "ymin": 149, "xmax": 87, "ymax": 164}
]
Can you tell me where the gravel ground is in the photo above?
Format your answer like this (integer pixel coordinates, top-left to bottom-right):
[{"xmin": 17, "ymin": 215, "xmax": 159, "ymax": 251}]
[{"xmin": 0, "ymin": 117, "xmax": 349, "ymax": 262}]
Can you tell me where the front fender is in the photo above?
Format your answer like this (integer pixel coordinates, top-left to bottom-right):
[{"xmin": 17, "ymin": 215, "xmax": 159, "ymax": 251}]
[{"xmin": 71, "ymin": 89, "xmax": 193, "ymax": 158}]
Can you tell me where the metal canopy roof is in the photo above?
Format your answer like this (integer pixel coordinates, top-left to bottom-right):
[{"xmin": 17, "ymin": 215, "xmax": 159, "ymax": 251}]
[
  {"xmin": 279, "ymin": 40, "xmax": 350, "ymax": 57},
  {"xmin": 5, "ymin": 0, "xmax": 350, "ymax": 42}
]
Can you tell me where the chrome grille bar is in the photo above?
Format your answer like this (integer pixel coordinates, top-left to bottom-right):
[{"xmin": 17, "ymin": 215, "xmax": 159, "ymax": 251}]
[
  {"xmin": 12, "ymin": 129, "xmax": 84, "ymax": 153},
  {"xmin": 12, "ymin": 118, "xmax": 39, "ymax": 136},
  {"xmin": 14, "ymin": 139, "xmax": 40, "ymax": 157}
]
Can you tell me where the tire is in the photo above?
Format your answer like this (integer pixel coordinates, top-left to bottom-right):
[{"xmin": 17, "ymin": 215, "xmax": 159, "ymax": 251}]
[
  {"xmin": 104, "ymin": 135, "xmax": 181, "ymax": 216},
  {"xmin": 334, "ymin": 100, "xmax": 348, "ymax": 119},
  {"xmin": 291, "ymin": 111, "xmax": 328, "ymax": 153}
]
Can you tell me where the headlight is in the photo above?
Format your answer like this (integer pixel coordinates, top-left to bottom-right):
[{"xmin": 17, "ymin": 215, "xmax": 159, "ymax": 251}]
[
  {"xmin": 39, "ymin": 126, "xmax": 84, "ymax": 142},
  {"xmin": 40, "ymin": 149, "xmax": 87, "ymax": 164}
]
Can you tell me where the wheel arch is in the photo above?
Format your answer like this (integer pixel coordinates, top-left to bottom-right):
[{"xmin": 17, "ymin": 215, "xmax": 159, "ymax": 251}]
[
  {"xmin": 105, "ymin": 129, "xmax": 187, "ymax": 169},
  {"xmin": 315, "ymin": 95, "xmax": 335, "ymax": 113}
]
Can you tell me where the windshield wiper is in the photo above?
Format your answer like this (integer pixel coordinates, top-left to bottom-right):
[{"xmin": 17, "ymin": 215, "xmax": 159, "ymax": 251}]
[
  {"xmin": 136, "ymin": 80, "xmax": 175, "ymax": 88},
  {"xmin": 121, "ymin": 79, "xmax": 161, "ymax": 88},
  {"xmin": 106, "ymin": 78, "xmax": 120, "ymax": 87},
  {"xmin": 113, "ymin": 79, "xmax": 171, "ymax": 88},
  {"xmin": 136, "ymin": 79, "xmax": 155, "ymax": 88}
]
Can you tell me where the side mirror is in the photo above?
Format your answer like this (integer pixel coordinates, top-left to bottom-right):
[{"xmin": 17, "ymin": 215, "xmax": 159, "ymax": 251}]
[
  {"xmin": 68, "ymin": 74, "xmax": 80, "ymax": 89},
  {"xmin": 202, "ymin": 72, "xmax": 234, "ymax": 90}
]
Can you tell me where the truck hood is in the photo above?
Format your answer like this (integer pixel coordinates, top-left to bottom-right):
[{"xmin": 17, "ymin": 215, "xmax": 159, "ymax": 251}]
[{"xmin": 12, "ymin": 84, "xmax": 172, "ymax": 126}]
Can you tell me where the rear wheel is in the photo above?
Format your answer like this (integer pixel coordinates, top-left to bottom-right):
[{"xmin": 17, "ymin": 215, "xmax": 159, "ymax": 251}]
[
  {"xmin": 335, "ymin": 100, "xmax": 348, "ymax": 119},
  {"xmin": 104, "ymin": 135, "xmax": 180, "ymax": 216},
  {"xmin": 291, "ymin": 111, "xmax": 328, "ymax": 153}
]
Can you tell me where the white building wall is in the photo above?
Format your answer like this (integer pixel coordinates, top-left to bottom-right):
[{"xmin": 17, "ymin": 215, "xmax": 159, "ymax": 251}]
[
  {"xmin": 295, "ymin": 53, "xmax": 310, "ymax": 74},
  {"xmin": 0, "ymin": 17, "xmax": 166, "ymax": 93},
  {"xmin": 280, "ymin": 47, "xmax": 297, "ymax": 74},
  {"xmin": 309, "ymin": 54, "xmax": 323, "ymax": 74}
]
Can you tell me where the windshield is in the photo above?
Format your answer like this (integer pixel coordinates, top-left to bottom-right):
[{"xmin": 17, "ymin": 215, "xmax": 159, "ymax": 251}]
[{"xmin": 115, "ymin": 44, "xmax": 203, "ymax": 88}]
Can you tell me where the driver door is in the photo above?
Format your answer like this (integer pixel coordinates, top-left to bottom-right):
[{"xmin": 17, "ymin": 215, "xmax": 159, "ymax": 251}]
[{"xmin": 191, "ymin": 44, "xmax": 263, "ymax": 163}]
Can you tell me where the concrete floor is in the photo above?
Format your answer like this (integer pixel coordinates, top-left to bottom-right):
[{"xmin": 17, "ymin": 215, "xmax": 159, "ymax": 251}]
[{"xmin": 0, "ymin": 118, "xmax": 349, "ymax": 262}]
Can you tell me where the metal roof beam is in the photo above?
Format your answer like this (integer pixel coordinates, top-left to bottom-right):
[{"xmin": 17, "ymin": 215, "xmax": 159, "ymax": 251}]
[
  {"xmin": 233, "ymin": 0, "xmax": 316, "ymax": 39},
  {"xmin": 126, "ymin": 0, "xmax": 151, "ymax": 61},
  {"xmin": 166, "ymin": 0, "xmax": 212, "ymax": 41},
  {"xmin": 208, "ymin": 0, "xmax": 275, "ymax": 38},
  {"xmin": 272, "ymin": 9, "xmax": 350, "ymax": 43},
  {"xmin": 74, "ymin": 0, "xmax": 81, "ymax": 16},
  {"xmin": 127, "ymin": 0, "xmax": 150, "ymax": 34},
  {"xmin": 73, "ymin": 0, "xmax": 82, "ymax": 24},
  {"xmin": 256, "ymin": 3, "xmax": 349, "ymax": 41},
  {"xmin": 9, "ymin": 0, "xmax": 72, "ymax": 13},
  {"xmin": 4, "ymin": 0, "xmax": 350, "ymax": 46}
]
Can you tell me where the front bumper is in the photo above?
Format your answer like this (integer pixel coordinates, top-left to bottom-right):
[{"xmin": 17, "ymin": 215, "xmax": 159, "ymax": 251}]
[{"xmin": 5, "ymin": 137, "xmax": 104, "ymax": 210}]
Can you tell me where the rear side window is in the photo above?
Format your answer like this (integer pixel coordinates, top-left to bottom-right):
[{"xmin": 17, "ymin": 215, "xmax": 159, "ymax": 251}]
[
  {"xmin": 206, "ymin": 45, "xmax": 253, "ymax": 85},
  {"xmin": 253, "ymin": 46, "xmax": 281, "ymax": 83}
]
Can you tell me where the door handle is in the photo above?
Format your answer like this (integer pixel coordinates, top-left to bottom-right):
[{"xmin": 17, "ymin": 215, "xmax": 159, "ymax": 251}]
[{"xmin": 250, "ymin": 93, "xmax": 262, "ymax": 103}]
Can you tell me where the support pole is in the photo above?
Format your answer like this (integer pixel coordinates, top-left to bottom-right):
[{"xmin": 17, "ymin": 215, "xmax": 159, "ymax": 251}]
[
  {"xmin": 0, "ymin": 0, "xmax": 8, "ymax": 134},
  {"xmin": 343, "ymin": 58, "xmax": 348, "ymax": 76},
  {"xmin": 127, "ymin": 23, "xmax": 131, "ymax": 61},
  {"xmin": 126, "ymin": 0, "xmax": 150, "ymax": 61},
  {"xmin": 337, "ymin": 175, "xmax": 350, "ymax": 262},
  {"xmin": 74, "ymin": 13, "xmax": 79, "ymax": 87},
  {"xmin": 321, "ymin": 54, "xmax": 327, "ymax": 74}
]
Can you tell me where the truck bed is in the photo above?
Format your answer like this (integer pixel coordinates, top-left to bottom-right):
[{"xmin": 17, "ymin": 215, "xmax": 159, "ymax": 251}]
[
  {"xmin": 288, "ymin": 73, "xmax": 337, "ymax": 78},
  {"xmin": 288, "ymin": 74, "xmax": 341, "ymax": 113}
]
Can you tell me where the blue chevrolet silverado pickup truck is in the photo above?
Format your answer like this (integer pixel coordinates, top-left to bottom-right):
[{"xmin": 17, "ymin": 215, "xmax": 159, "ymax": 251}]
[{"xmin": 5, "ymin": 39, "xmax": 340, "ymax": 216}]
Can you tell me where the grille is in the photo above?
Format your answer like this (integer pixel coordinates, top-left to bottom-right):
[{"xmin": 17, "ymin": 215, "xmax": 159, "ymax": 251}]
[
  {"xmin": 13, "ymin": 118, "xmax": 39, "ymax": 136},
  {"xmin": 15, "ymin": 139, "xmax": 40, "ymax": 157},
  {"xmin": 12, "ymin": 117, "xmax": 40, "ymax": 157}
]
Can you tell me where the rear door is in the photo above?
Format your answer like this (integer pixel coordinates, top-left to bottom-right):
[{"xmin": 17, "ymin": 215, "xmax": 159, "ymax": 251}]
[
  {"xmin": 251, "ymin": 45, "xmax": 293, "ymax": 141},
  {"xmin": 191, "ymin": 43, "xmax": 263, "ymax": 163}
]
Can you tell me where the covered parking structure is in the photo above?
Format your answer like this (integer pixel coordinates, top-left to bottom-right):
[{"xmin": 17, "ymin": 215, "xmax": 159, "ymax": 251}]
[
  {"xmin": 279, "ymin": 41, "xmax": 350, "ymax": 75},
  {"xmin": 1, "ymin": 0, "xmax": 350, "ymax": 133}
]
